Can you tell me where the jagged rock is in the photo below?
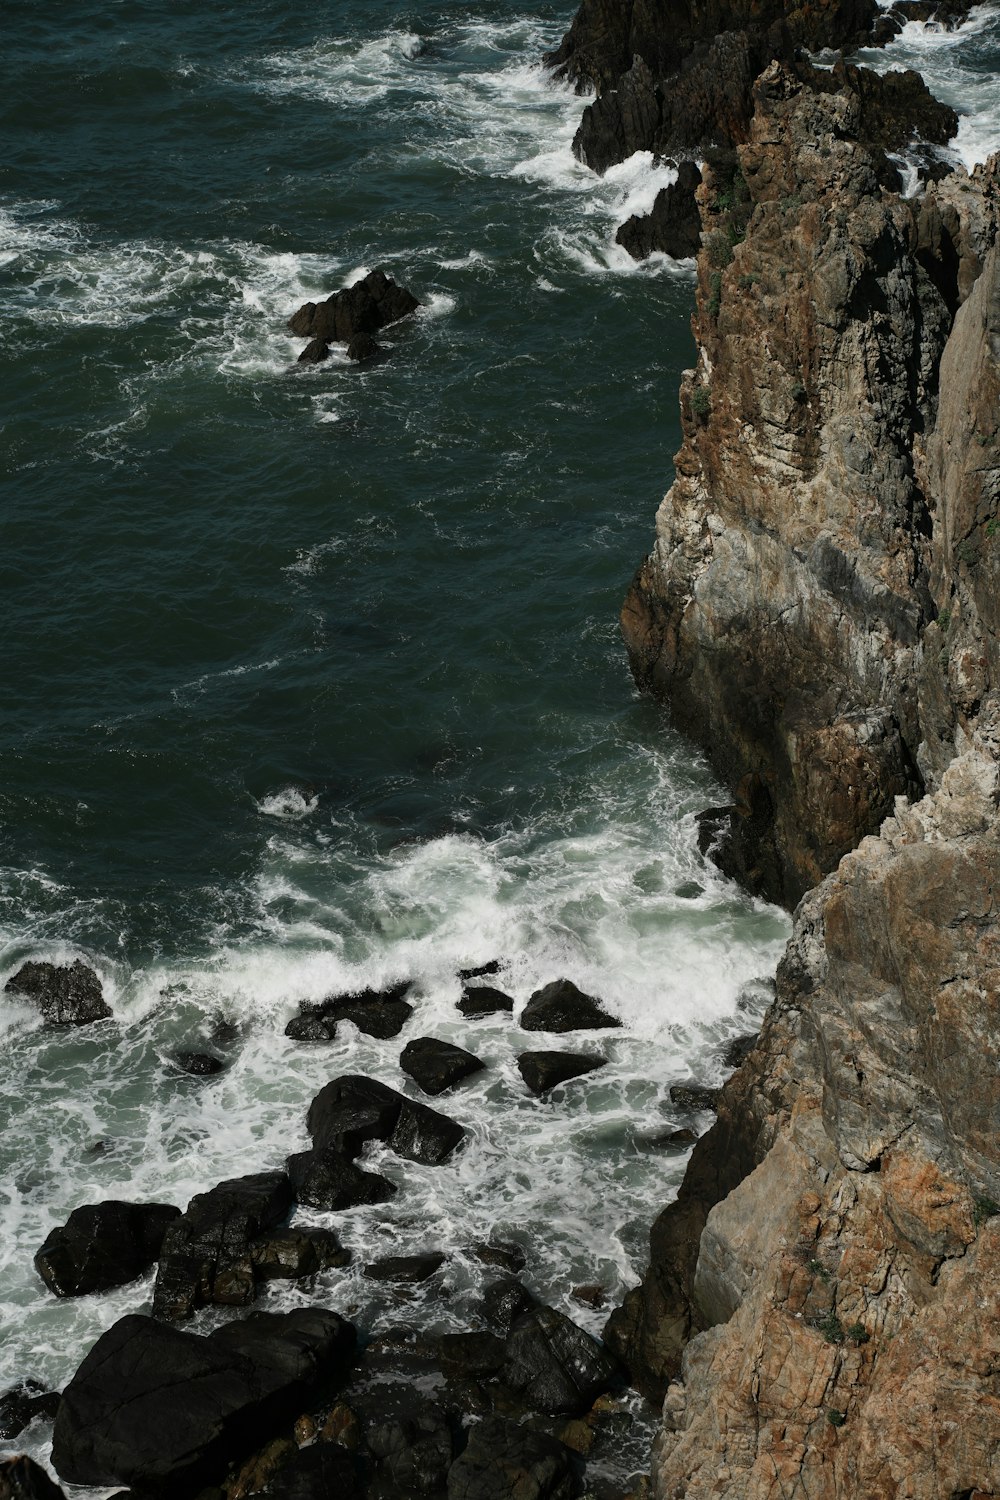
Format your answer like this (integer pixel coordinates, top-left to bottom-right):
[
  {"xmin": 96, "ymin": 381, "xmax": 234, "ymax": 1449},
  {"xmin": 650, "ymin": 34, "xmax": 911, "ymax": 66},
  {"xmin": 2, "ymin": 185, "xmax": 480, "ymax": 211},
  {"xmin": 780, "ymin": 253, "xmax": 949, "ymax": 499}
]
[
  {"xmin": 35, "ymin": 1201, "xmax": 180, "ymax": 1298},
  {"xmin": 721, "ymin": 1034, "xmax": 757, "ymax": 1068},
  {"xmin": 632, "ymin": 1126, "xmax": 699, "ymax": 1152},
  {"xmin": 172, "ymin": 1052, "xmax": 224, "ymax": 1076},
  {"xmin": 4, "ymin": 960, "xmax": 111, "ymax": 1026},
  {"xmin": 474, "ymin": 1239, "xmax": 527, "ymax": 1273},
  {"xmin": 363, "ymin": 1252, "xmax": 446, "ymax": 1283},
  {"xmin": 297, "ymin": 337, "xmax": 330, "ymax": 364},
  {"xmin": 616, "ymin": 161, "xmax": 702, "ymax": 261},
  {"xmin": 306, "ymin": 1073, "xmax": 466, "ymax": 1165},
  {"xmin": 287, "ymin": 269, "xmax": 419, "ymax": 344},
  {"xmin": 0, "ymin": 1456, "xmax": 66, "ymax": 1500},
  {"xmin": 0, "ymin": 1382, "xmax": 60, "ymax": 1440},
  {"xmin": 392, "ymin": 1093, "xmax": 467, "ymax": 1164},
  {"xmin": 571, "ymin": 1284, "xmax": 606, "ymax": 1309},
  {"xmin": 286, "ymin": 1146, "xmax": 396, "ymax": 1210},
  {"xmin": 669, "ymin": 1084, "xmax": 719, "ymax": 1113},
  {"xmin": 458, "ymin": 959, "xmax": 502, "ymax": 980},
  {"xmin": 502, "ymin": 1304, "xmax": 620, "ymax": 1415},
  {"xmin": 151, "ymin": 1171, "xmax": 294, "ymax": 1321},
  {"xmin": 457, "ymin": 984, "xmax": 514, "ymax": 1017},
  {"xmin": 517, "ymin": 1051, "xmax": 607, "ymax": 1095},
  {"xmin": 285, "ymin": 982, "xmax": 414, "ymax": 1042},
  {"xmin": 345, "ymin": 332, "xmax": 383, "ymax": 362},
  {"xmin": 483, "ymin": 1278, "xmax": 538, "ymax": 1333},
  {"xmin": 51, "ymin": 1309, "xmax": 355, "ymax": 1493},
  {"xmin": 400, "ymin": 1036, "xmax": 485, "ymax": 1094},
  {"xmin": 446, "ymin": 1417, "xmax": 576, "ymax": 1500},
  {"xmin": 250, "ymin": 1226, "xmax": 350, "ymax": 1280},
  {"xmin": 520, "ymin": 980, "xmax": 619, "ymax": 1032}
]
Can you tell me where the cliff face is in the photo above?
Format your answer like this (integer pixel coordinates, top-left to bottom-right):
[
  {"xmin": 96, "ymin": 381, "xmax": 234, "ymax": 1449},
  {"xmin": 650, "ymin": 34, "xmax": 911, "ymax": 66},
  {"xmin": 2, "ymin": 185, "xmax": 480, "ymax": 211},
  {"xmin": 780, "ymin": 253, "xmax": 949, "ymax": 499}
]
[{"xmin": 600, "ymin": 49, "xmax": 1000, "ymax": 1500}]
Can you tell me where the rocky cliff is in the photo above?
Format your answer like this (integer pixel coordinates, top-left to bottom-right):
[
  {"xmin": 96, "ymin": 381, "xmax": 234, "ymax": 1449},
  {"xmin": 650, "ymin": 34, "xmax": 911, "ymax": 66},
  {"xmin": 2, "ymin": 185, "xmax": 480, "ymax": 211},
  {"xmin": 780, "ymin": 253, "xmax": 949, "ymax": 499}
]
[{"xmin": 584, "ymin": 35, "xmax": 1000, "ymax": 1500}]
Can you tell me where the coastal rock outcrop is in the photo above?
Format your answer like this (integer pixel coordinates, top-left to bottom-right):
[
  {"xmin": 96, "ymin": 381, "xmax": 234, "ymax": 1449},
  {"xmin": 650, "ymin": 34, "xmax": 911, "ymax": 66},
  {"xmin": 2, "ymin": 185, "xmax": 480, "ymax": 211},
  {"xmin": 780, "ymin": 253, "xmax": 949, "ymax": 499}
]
[
  {"xmin": 288, "ymin": 269, "xmax": 419, "ymax": 364},
  {"xmin": 35, "ymin": 1200, "xmax": 180, "ymax": 1298},
  {"xmin": 4, "ymin": 960, "xmax": 111, "ymax": 1026}
]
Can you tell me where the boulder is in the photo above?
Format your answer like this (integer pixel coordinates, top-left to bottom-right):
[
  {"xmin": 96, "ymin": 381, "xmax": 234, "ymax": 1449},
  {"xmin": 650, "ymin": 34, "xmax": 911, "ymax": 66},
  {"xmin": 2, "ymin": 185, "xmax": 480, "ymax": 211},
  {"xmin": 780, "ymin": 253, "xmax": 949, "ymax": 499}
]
[
  {"xmin": 250, "ymin": 1227, "xmax": 350, "ymax": 1280},
  {"xmin": 151, "ymin": 1171, "xmax": 294, "ymax": 1321},
  {"xmin": 363, "ymin": 1253, "xmax": 446, "ymax": 1283},
  {"xmin": 287, "ymin": 270, "xmax": 419, "ymax": 344},
  {"xmin": 446, "ymin": 1416, "xmax": 576, "ymax": 1500},
  {"xmin": 35, "ymin": 1201, "xmax": 180, "ymax": 1298},
  {"xmin": 0, "ymin": 1382, "xmax": 60, "ymax": 1440},
  {"xmin": 51, "ymin": 1309, "xmax": 355, "ymax": 1493},
  {"xmin": 262, "ymin": 1444, "xmax": 363, "ymax": 1499},
  {"xmin": 517, "ymin": 1051, "xmax": 606, "ymax": 1096},
  {"xmin": 473, "ymin": 1239, "xmax": 526, "ymax": 1274},
  {"xmin": 0, "ymin": 1457, "xmax": 66, "ymax": 1500},
  {"xmin": 297, "ymin": 337, "xmax": 330, "ymax": 364},
  {"xmin": 286, "ymin": 1146, "xmax": 397, "ymax": 1210},
  {"xmin": 286, "ymin": 983, "xmax": 414, "ymax": 1043},
  {"xmin": 306, "ymin": 1074, "xmax": 466, "ymax": 1165},
  {"xmin": 668, "ymin": 1083, "xmax": 720, "ymax": 1112},
  {"xmin": 4, "ymin": 960, "xmax": 111, "ymax": 1026},
  {"xmin": 721, "ymin": 1033, "xmax": 757, "ymax": 1069},
  {"xmin": 400, "ymin": 1037, "xmax": 485, "ymax": 1095},
  {"xmin": 172, "ymin": 1052, "xmax": 225, "ymax": 1076},
  {"xmin": 519, "ymin": 981, "xmax": 619, "ymax": 1032},
  {"xmin": 502, "ymin": 1305, "xmax": 620, "ymax": 1415},
  {"xmin": 483, "ymin": 1278, "xmax": 538, "ymax": 1334},
  {"xmin": 616, "ymin": 161, "xmax": 702, "ymax": 261},
  {"xmin": 457, "ymin": 985, "xmax": 514, "ymax": 1018}
]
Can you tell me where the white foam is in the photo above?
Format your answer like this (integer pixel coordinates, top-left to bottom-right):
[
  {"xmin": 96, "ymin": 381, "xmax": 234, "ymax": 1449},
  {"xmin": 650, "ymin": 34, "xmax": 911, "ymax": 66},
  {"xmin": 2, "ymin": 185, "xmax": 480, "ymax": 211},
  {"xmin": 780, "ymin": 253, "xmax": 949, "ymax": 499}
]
[{"xmin": 257, "ymin": 788, "xmax": 320, "ymax": 820}]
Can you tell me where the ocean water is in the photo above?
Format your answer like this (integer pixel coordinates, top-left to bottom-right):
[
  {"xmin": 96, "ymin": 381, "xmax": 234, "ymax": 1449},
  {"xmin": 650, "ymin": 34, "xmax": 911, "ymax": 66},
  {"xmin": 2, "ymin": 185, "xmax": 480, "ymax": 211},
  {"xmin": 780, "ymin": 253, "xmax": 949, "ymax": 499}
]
[{"xmin": 1, "ymin": 0, "xmax": 994, "ymax": 1491}]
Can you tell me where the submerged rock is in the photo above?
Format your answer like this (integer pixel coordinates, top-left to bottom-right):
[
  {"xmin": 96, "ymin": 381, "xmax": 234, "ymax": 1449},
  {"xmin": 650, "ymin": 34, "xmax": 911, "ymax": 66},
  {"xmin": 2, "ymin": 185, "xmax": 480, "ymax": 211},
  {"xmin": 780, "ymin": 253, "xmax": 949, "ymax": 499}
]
[
  {"xmin": 345, "ymin": 332, "xmax": 384, "ymax": 362},
  {"xmin": 518, "ymin": 1051, "xmax": 606, "ymax": 1095},
  {"xmin": 474, "ymin": 1239, "xmax": 527, "ymax": 1274},
  {"xmin": 172, "ymin": 1051, "xmax": 225, "ymax": 1076},
  {"xmin": 669, "ymin": 1084, "xmax": 720, "ymax": 1113},
  {"xmin": 35, "ymin": 1201, "xmax": 180, "ymax": 1298},
  {"xmin": 0, "ymin": 1382, "xmax": 60, "ymax": 1441},
  {"xmin": 51, "ymin": 1308, "xmax": 355, "ymax": 1492},
  {"xmin": 519, "ymin": 980, "xmax": 619, "ymax": 1032},
  {"xmin": 400, "ymin": 1036, "xmax": 485, "ymax": 1094},
  {"xmin": 363, "ymin": 1252, "xmax": 446, "ymax": 1283},
  {"xmin": 458, "ymin": 959, "xmax": 502, "ymax": 980},
  {"xmin": 4, "ymin": 960, "xmax": 111, "ymax": 1026}
]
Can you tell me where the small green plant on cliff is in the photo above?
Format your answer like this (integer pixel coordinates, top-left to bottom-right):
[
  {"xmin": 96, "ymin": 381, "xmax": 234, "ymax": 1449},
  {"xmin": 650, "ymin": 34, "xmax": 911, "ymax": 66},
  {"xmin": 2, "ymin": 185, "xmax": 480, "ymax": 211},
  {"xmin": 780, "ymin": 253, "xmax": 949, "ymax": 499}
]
[
  {"xmin": 780, "ymin": 193, "xmax": 803, "ymax": 214},
  {"xmin": 973, "ymin": 1193, "xmax": 1000, "ymax": 1226},
  {"xmin": 814, "ymin": 1311, "xmax": 845, "ymax": 1345},
  {"xmin": 847, "ymin": 1322, "xmax": 870, "ymax": 1345},
  {"xmin": 790, "ymin": 379, "xmax": 807, "ymax": 403},
  {"xmin": 957, "ymin": 538, "xmax": 978, "ymax": 566},
  {"xmin": 690, "ymin": 384, "xmax": 711, "ymax": 420},
  {"xmin": 738, "ymin": 273, "xmax": 760, "ymax": 290},
  {"xmin": 985, "ymin": 516, "xmax": 1000, "ymax": 538},
  {"xmin": 807, "ymin": 1258, "xmax": 832, "ymax": 1284},
  {"xmin": 706, "ymin": 230, "xmax": 733, "ymax": 270},
  {"xmin": 827, "ymin": 1408, "xmax": 846, "ymax": 1428},
  {"xmin": 937, "ymin": 607, "xmax": 952, "ymax": 630},
  {"xmin": 707, "ymin": 271, "xmax": 723, "ymax": 319}
]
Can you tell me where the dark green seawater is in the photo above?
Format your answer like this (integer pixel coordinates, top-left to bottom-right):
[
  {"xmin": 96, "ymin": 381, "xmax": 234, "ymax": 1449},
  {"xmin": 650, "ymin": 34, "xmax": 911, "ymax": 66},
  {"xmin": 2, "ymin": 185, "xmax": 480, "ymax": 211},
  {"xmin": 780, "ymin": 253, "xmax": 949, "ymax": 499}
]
[{"xmin": 18, "ymin": 0, "xmax": 1000, "ymax": 1484}]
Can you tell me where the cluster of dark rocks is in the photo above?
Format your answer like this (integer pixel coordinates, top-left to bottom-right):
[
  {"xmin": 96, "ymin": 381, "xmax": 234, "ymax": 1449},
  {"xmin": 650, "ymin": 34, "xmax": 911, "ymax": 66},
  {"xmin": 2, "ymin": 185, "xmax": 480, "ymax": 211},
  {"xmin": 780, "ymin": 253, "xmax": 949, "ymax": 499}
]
[{"xmin": 288, "ymin": 268, "xmax": 420, "ymax": 365}]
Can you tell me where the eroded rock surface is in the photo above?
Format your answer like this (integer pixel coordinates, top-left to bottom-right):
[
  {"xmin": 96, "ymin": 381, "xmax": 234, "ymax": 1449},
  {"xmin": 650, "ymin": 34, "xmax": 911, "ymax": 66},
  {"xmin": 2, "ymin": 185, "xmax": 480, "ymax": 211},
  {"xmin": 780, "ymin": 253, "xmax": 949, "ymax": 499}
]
[{"xmin": 4, "ymin": 960, "xmax": 111, "ymax": 1026}]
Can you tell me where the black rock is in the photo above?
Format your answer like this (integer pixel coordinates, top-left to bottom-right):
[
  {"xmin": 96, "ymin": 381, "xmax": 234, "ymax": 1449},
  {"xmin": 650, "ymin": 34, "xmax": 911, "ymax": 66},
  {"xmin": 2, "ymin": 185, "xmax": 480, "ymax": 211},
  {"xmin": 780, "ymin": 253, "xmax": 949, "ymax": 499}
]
[
  {"xmin": 286, "ymin": 1147, "xmax": 397, "ymax": 1211},
  {"xmin": 251, "ymin": 1226, "xmax": 350, "ymax": 1280},
  {"xmin": 172, "ymin": 1052, "xmax": 225, "ymax": 1076},
  {"xmin": 286, "ymin": 984, "xmax": 414, "ymax": 1043},
  {"xmin": 363, "ymin": 1253, "xmax": 446, "ymax": 1283},
  {"xmin": 35, "ymin": 1201, "xmax": 180, "ymax": 1299},
  {"xmin": 366, "ymin": 1402, "xmax": 455, "ymax": 1494},
  {"xmin": 400, "ymin": 1037, "xmax": 485, "ymax": 1095},
  {"xmin": 458, "ymin": 959, "xmax": 502, "ymax": 980},
  {"xmin": 297, "ymin": 337, "xmax": 330, "ymax": 364},
  {"xmin": 0, "ymin": 1382, "xmax": 60, "ymax": 1441},
  {"xmin": 433, "ymin": 1331, "xmax": 506, "ymax": 1377},
  {"xmin": 151, "ymin": 1171, "xmax": 294, "ymax": 1321},
  {"xmin": 393, "ymin": 1095, "xmax": 466, "ymax": 1164},
  {"xmin": 473, "ymin": 1239, "xmax": 526, "ymax": 1274},
  {"xmin": 4, "ymin": 960, "xmax": 111, "ymax": 1026},
  {"xmin": 287, "ymin": 269, "xmax": 419, "ymax": 344},
  {"xmin": 616, "ymin": 160, "xmax": 702, "ymax": 261},
  {"xmin": 519, "ymin": 980, "xmax": 619, "ymax": 1033},
  {"xmin": 446, "ymin": 1416, "xmax": 576, "ymax": 1500},
  {"xmin": 501, "ymin": 1304, "xmax": 619, "ymax": 1415},
  {"xmin": 346, "ymin": 333, "xmax": 383, "ymax": 362},
  {"xmin": 263, "ymin": 1444, "xmax": 363, "ymax": 1500},
  {"xmin": 306, "ymin": 1073, "xmax": 466, "ymax": 1165},
  {"xmin": 482, "ymin": 1278, "xmax": 538, "ymax": 1334},
  {"xmin": 457, "ymin": 985, "xmax": 514, "ymax": 1018},
  {"xmin": 669, "ymin": 1083, "xmax": 720, "ymax": 1112},
  {"xmin": 51, "ymin": 1309, "xmax": 355, "ymax": 1493},
  {"xmin": 0, "ymin": 1455, "xmax": 67, "ymax": 1500},
  {"xmin": 517, "ymin": 1051, "xmax": 606, "ymax": 1096},
  {"xmin": 721, "ymin": 1033, "xmax": 757, "ymax": 1069}
]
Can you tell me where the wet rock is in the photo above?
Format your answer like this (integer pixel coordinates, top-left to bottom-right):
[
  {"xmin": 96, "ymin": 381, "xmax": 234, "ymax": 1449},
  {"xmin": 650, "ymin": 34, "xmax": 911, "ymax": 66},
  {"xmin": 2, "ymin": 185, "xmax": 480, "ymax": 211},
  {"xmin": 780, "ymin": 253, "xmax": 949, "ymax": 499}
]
[
  {"xmin": 458, "ymin": 960, "xmax": 502, "ymax": 980},
  {"xmin": 632, "ymin": 1127, "xmax": 698, "ymax": 1153},
  {"xmin": 483, "ymin": 1278, "xmax": 538, "ymax": 1334},
  {"xmin": 434, "ymin": 1331, "xmax": 506, "ymax": 1377},
  {"xmin": 151, "ymin": 1171, "xmax": 294, "ymax": 1321},
  {"xmin": 287, "ymin": 269, "xmax": 419, "ymax": 344},
  {"xmin": 518, "ymin": 1051, "xmax": 606, "ymax": 1095},
  {"xmin": 51, "ymin": 1309, "xmax": 355, "ymax": 1493},
  {"xmin": 446, "ymin": 1415, "xmax": 576, "ymax": 1500},
  {"xmin": 251, "ymin": 1226, "xmax": 350, "ymax": 1280},
  {"xmin": 297, "ymin": 337, "xmax": 330, "ymax": 364},
  {"xmin": 306, "ymin": 1072, "xmax": 467, "ymax": 1166},
  {"xmin": 400, "ymin": 1036, "xmax": 485, "ymax": 1094},
  {"xmin": 721, "ymin": 1033, "xmax": 757, "ymax": 1069},
  {"xmin": 0, "ymin": 1456, "xmax": 66, "ymax": 1500},
  {"xmin": 474, "ymin": 1239, "xmax": 527, "ymax": 1274},
  {"xmin": 0, "ymin": 1382, "xmax": 60, "ymax": 1440},
  {"xmin": 286, "ymin": 1147, "xmax": 396, "ymax": 1211},
  {"xmin": 363, "ymin": 1252, "xmax": 446, "ymax": 1283},
  {"xmin": 35, "ymin": 1201, "xmax": 180, "ymax": 1299},
  {"xmin": 172, "ymin": 1051, "xmax": 225, "ymax": 1076},
  {"xmin": 262, "ymin": 1444, "xmax": 363, "ymax": 1499},
  {"xmin": 520, "ymin": 980, "xmax": 620, "ymax": 1033},
  {"xmin": 345, "ymin": 332, "xmax": 383, "ymax": 362},
  {"xmin": 4, "ymin": 960, "xmax": 111, "ymax": 1026},
  {"xmin": 502, "ymin": 1304, "xmax": 620, "ymax": 1415},
  {"xmin": 571, "ymin": 1284, "xmax": 606, "ymax": 1309},
  {"xmin": 669, "ymin": 1084, "xmax": 720, "ymax": 1113},
  {"xmin": 393, "ymin": 1094, "xmax": 467, "ymax": 1164},
  {"xmin": 458, "ymin": 984, "xmax": 515, "ymax": 1018},
  {"xmin": 286, "ymin": 983, "xmax": 414, "ymax": 1042},
  {"xmin": 616, "ymin": 161, "xmax": 702, "ymax": 261}
]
